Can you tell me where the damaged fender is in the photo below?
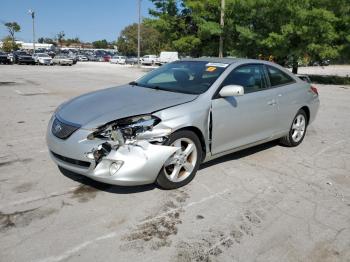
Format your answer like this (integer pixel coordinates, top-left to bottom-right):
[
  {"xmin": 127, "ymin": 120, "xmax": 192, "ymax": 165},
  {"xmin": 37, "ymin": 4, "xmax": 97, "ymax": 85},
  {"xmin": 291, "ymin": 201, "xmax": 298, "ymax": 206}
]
[{"xmin": 89, "ymin": 141, "xmax": 179, "ymax": 185}]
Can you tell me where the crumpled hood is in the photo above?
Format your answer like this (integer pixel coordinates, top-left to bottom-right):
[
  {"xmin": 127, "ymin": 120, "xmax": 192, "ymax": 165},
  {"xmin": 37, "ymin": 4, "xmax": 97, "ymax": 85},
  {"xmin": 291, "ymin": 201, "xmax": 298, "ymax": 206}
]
[{"xmin": 57, "ymin": 85, "xmax": 198, "ymax": 129}]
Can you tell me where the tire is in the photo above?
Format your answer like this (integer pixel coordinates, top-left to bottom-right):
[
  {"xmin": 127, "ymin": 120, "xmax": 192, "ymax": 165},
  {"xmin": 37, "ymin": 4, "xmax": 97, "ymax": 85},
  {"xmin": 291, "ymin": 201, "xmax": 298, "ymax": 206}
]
[
  {"xmin": 280, "ymin": 109, "xmax": 308, "ymax": 147},
  {"xmin": 156, "ymin": 130, "xmax": 202, "ymax": 189}
]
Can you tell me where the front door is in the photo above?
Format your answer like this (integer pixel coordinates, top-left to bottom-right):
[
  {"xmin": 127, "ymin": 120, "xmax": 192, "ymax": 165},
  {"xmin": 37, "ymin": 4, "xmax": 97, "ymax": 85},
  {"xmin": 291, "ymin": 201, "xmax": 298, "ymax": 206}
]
[{"xmin": 211, "ymin": 64, "xmax": 277, "ymax": 155}]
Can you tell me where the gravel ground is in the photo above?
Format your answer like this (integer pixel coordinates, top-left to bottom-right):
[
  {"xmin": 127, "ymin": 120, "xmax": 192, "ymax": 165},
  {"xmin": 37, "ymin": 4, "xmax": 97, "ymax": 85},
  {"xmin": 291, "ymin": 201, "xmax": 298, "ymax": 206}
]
[{"xmin": 0, "ymin": 62, "xmax": 349, "ymax": 262}]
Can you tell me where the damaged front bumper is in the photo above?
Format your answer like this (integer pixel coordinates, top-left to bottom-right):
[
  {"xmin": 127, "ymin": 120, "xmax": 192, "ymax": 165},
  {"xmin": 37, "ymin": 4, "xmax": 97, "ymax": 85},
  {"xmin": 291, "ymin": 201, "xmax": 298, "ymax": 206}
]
[{"xmin": 46, "ymin": 117, "xmax": 177, "ymax": 186}]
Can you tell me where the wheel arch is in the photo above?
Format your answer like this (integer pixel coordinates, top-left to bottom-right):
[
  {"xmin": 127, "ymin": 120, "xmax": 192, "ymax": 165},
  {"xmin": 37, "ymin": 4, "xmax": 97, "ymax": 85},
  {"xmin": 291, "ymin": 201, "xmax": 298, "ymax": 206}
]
[
  {"xmin": 300, "ymin": 106, "xmax": 310, "ymax": 124},
  {"xmin": 172, "ymin": 126, "xmax": 206, "ymax": 161}
]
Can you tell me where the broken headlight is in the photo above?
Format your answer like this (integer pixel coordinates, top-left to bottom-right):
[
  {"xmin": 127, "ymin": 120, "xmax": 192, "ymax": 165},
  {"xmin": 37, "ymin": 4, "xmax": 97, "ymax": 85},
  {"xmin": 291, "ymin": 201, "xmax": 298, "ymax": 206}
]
[{"xmin": 88, "ymin": 114, "xmax": 161, "ymax": 141}]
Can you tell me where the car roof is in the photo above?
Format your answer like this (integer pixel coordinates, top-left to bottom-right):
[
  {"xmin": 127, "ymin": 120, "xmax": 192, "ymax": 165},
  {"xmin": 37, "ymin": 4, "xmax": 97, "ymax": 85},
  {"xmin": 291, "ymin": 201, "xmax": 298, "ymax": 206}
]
[
  {"xmin": 180, "ymin": 57, "xmax": 266, "ymax": 64},
  {"xmin": 179, "ymin": 57, "xmax": 294, "ymax": 72}
]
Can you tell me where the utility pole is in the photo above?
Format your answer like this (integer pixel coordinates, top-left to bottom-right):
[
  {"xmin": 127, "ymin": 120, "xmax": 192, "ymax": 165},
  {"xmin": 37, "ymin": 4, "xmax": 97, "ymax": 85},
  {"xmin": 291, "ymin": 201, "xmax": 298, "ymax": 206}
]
[
  {"xmin": 137, "ymin": 0, "xmax": 141, "ymax": 67},
  {"xmin": 219, "ymin": 0, "xmax": 225, "ymax": 58},
  {"xmin": 28, "ymin": 9, "xmax": 35, "ymax": 53}
]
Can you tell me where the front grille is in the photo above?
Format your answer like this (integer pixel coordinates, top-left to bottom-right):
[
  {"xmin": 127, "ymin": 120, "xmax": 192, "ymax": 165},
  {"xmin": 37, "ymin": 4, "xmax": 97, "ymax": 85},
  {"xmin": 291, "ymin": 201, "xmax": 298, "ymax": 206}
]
[
  {"xmin": 51, "ymin": 151, "xmax": 91, "ymax": 168},
  {"xmin": 52, "ymin": 117, "xmax": 80, "ymax": 139}
]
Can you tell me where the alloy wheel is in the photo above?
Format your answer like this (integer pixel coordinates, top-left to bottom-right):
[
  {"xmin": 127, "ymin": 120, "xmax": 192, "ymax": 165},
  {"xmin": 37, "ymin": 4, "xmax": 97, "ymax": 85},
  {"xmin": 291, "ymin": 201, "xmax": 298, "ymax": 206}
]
[
  {"xmin": 291, "ymin": 114, "xmax": 306, "ymax": 143},
  {"xmin": 163, "ymin": 137, "xmax": 198, "ymax": 183}
]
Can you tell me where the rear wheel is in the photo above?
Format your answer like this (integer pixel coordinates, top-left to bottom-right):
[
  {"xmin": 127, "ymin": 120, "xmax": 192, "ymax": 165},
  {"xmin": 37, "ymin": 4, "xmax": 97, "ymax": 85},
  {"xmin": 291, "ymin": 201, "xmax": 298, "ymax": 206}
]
[
  {"xmin": 156, "ymin": 130, "xmax": 202, "ymax": 189},
  {"xmin": 280, "ymin": 109, "xmax": 307, "ymax": 147}
]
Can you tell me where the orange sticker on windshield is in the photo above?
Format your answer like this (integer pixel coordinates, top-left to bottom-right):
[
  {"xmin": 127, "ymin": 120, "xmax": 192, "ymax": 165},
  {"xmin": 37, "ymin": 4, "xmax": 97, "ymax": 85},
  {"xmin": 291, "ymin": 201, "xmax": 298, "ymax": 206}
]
[{"xmin": 206, "ymin": 66, "xmax": 217, "ymax": 72}]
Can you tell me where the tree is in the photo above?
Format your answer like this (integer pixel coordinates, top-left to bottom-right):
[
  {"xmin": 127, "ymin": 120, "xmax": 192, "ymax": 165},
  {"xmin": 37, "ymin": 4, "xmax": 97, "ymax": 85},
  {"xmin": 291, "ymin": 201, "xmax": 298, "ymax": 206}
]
[
  {"xmin": 37, "ymin": 37, "xmax": 44, "ymax": 43},
  {"xmin": 142, "ymin": 0, "xmax": 349, "ymax": 67},
  {"xmin": 116, "ymin": 23, "xmax": 162, "ymax": 56},
  {"xmin": 223, "ymin": 0, "xmax": 345, "ymax": 73},
  {"xmin": 260, "ymin": 1, "xmax": 340, "ymax": 73},
  {"xmin": 38, "ymin": 37, "xmax": 57, "ymax": 46},
  {"xmin": 147, "ymin": 0, "xmax": 203, "ymax": 56},
  {"xmin": 56, "ymin": 31, "xmax": 65, "ymax": 47},
  {"xmin": 92, "ymin": 39, "xmax": 109, "ymax": 49},
  {"xmin": 4, "ymin": 22, "xmax": 20, "ymax": 42},
  {"xmin": 184, "ymin": 0, "xmax": 222, "ymax": 56},
  {"xmin": 65, "ymin": 37, "xmax": 81, "ymax": 46},
  {"xmin": 1, "ymin": 36, "xmax": 21, "ymax": 52}
]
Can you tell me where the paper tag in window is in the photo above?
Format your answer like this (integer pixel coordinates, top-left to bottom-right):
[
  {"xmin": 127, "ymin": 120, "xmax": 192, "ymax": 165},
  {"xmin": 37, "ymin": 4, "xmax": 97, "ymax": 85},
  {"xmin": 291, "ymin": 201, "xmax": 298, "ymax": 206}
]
[
  {"xmin": 206, "ymin": 66, "xmax": 217, "ymax": 72},
  {"xmin": 206, "ymin": 62, "xmax": 229, "ymax": 68}
]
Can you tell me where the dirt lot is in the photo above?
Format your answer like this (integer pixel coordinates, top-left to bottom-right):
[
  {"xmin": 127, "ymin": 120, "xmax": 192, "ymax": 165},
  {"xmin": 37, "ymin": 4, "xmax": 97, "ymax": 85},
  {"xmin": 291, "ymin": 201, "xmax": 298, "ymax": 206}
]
[{"xmin": 0, "ymin": 63, "xmax": 349, "ymax": 262}]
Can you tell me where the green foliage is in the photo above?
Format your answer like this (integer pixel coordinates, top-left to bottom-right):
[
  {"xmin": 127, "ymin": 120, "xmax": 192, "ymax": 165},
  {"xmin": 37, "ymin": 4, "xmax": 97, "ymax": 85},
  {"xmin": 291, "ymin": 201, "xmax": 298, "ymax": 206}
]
[
  {"xmin": 92, "ymin": 39, "xmax": 109, "ymax": 49},
  {"xmin": 4, "ymin": 22, "xmax": 21, "ymax": 42},
  {"xmin": 1, "ymin": 36, "xmax": 21, "ymax": 52},
  {"xmin": 116, "ymin": 0, "xmax": 350, "ymax": 67},
  {"xmin": 37, "ymin": 37, "xmax": 57, "ymax": 46},
  {"xmin": 116, "ymin": 23, "xmax": 162, "ymax": 56},
  {"xmin": 173, "ymin": 35, "xmax": 201, "ymax": 55},
  {"xmin": 56, "ymin": 31, "xmax": 65, "ymax": 46},
  {"xmin": 65, "ymin": 37, "xmax": 81, "ymax": 46}
]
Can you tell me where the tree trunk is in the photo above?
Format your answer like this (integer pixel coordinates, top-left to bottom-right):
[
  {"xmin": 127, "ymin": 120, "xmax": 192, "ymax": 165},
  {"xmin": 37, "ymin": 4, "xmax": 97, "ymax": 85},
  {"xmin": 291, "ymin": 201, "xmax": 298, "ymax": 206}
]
[
  {"xmin": 292, "ymin": 57, "xmax": 298, "ymax": 74},
  {"xmin": 292, "ymin": 65, "xmax": 298, "ymax": 74}
]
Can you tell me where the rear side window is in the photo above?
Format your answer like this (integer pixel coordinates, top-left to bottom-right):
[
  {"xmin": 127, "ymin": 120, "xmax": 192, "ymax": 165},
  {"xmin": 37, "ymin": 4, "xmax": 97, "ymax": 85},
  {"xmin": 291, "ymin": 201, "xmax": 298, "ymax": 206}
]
[
  {"xmin": 222, "ymin": 64, "xmax": 267, "ymax": 94},
  {"xmin": 267, "ymin": 66, "xmax": 294, "ymax": 86}
]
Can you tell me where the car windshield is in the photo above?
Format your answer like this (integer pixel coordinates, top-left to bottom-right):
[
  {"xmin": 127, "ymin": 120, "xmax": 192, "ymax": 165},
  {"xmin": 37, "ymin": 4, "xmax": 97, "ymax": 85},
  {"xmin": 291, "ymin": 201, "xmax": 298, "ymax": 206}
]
[
  {"xmin": 134, "ymin": 61, "xmax": 228, "ymax": 94},
  {"xmin": 38, "ymin": 54, "xmax": 49, "ymax": 57}
]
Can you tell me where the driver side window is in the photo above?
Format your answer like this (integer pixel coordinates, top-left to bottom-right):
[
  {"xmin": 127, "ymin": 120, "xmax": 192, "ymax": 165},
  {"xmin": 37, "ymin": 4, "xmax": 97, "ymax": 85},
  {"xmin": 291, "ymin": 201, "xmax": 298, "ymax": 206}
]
[{"xmin": 222, "ymin": 64, "xmax": 267, "ymax": 94}]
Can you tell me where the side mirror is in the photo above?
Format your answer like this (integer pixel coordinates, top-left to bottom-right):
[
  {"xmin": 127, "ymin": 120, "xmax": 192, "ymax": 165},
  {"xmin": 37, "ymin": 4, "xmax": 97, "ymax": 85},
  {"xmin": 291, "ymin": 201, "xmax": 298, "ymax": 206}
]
[{"xmin": 219, "ymin": 85, "xmax": 244, "ymax": 97}]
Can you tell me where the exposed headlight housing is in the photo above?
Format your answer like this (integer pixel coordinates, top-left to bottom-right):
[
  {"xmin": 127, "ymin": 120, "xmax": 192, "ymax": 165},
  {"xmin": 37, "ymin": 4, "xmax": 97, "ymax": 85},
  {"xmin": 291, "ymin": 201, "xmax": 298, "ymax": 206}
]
[{"xmin": 88, "ymin": 114, "xmax": 161, "ymax": 141}]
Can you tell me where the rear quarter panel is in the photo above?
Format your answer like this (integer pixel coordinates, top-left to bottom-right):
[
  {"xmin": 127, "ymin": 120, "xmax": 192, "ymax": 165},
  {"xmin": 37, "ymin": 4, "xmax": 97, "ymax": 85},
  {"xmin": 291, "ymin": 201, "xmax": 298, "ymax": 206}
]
[{"xmin": 275, "ymin": 81, "xmax": 319, "ymax": 134}]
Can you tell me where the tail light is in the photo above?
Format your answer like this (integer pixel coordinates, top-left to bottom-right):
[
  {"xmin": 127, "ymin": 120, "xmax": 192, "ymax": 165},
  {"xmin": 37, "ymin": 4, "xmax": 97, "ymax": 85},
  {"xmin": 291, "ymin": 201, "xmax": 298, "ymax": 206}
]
[{"xmin": 310, "ymin": 85, "xmax": 318, "ymax": 95}]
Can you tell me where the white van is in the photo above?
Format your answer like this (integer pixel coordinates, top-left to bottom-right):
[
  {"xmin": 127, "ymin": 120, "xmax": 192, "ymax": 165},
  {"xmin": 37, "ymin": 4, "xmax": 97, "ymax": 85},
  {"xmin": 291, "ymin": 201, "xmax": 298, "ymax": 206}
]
[
  {"xmin": 140, "ymin": 55, "xmax": 159, "ymax": 65},
  {"xmin": 159, "ymin": 51, "xmax": 179, "ymax": 64}
]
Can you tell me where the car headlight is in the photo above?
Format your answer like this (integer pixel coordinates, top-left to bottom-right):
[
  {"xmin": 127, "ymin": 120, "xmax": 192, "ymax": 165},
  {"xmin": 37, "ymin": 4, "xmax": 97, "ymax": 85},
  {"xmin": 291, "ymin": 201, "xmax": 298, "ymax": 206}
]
[{"xmin": 88, "ymin": 114, "xmax": 161, "ymax": 141}]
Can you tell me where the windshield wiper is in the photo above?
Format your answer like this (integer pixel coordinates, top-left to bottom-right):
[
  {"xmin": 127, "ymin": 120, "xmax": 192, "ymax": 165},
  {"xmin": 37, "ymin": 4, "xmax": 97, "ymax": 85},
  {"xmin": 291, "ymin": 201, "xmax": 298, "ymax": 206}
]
[
  {"xmin": 148, "ymin": 86, "xmax": 190, "ymax": 94},
  {"xmin": 129, "ymin": 81, "xmax": 138, "ymax": 86}
]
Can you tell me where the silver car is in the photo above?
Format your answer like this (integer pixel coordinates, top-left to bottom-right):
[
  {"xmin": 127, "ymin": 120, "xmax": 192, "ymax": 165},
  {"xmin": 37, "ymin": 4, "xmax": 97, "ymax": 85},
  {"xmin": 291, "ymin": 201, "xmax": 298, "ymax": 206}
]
[
  {"xmin": 47, "ymin": 58, "xmax": 319, "ymax": 189},
  {"xmin": 52, "ymin": 55, "xmax": 73, "ymax": 66}
]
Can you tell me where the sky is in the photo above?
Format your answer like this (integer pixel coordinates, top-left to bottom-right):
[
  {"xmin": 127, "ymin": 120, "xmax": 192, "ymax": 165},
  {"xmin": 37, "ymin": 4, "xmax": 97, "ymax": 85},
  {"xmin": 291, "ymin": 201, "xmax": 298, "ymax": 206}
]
[{"xmin": 0, "ymin": 0, "xmax": 154, "ymax": 42}]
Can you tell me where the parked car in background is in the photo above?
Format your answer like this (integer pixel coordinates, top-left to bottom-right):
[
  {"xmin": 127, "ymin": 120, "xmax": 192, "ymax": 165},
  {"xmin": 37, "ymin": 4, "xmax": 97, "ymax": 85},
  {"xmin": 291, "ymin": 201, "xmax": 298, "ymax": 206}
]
[
  {"xmin": 311, "ymin": 60, "xmax": 330, "ymax": 66},
  {"xmin": 94, "ymin": 55, "xmax": 104, "ymax": 62},
  {"xmin": 67, "ymin": 55, "xmax": 78, "ymax": 64},
  {"xmin": 103, "ymin": 55, "xmax": 111, "ymax": 62},
  {"xmin": 159, "ymin": 51, "xmax": 178, "ymax": 65},
  {"xmin": 7, "ymin": 53, "xmax": 14, "ymax": 62},
  {"xmin": 77, "ymin": 55, "xmax": 88, "ymax": 61},
  {"xmin": 110, "ymin": 56, "xmax": 126, "ymax": 64},
  {"xmin": 47, "ymin": 58, "xmax": 319, "ymax": 189},
  {"xmin": 296, "ymin": 74, "xmax": 312, "ymax": 83},
  {"xmin": 47, "ymin": 51, "xmax": 56, "ymax": 58},
  {"xmin": 33, "ymin": 53, "xmax": 52, "ymax": 65},
  {"xmin": 87, "ymin": 54, "xmax": 98, "ymax": 61},
  {"xmin": 13, "ymin": 51, "xmax": 35, "ymax": 65},
  {"xmin": 141, "ymin": 55, "xmax": 159, "ymax": 65},
  {"xmin": 125, "ymin": 56, "xmax": 138, "ymax": 65},
  {"xmin": 0, "ymin": 51, "xmax": 12, "ymax": 64},
  {"xmin": 52, "ymin": 55, "xmax": 73, "ymax": 66}
]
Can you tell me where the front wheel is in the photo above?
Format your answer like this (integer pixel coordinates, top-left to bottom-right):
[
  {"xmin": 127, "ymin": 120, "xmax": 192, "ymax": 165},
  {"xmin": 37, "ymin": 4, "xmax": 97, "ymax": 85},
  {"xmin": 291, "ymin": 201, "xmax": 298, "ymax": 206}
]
[
  {"xmin": 156, "ymin": 130, "xmax": 202, "ymax": 189},
  {"xmin": 280, "ymin": 109, "xmax": 307, "ymax": 147}
]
